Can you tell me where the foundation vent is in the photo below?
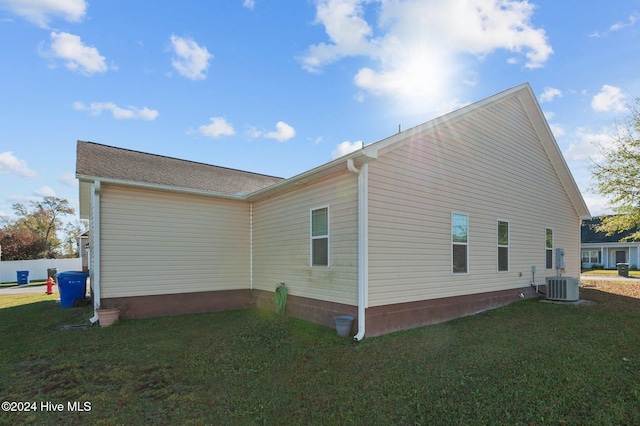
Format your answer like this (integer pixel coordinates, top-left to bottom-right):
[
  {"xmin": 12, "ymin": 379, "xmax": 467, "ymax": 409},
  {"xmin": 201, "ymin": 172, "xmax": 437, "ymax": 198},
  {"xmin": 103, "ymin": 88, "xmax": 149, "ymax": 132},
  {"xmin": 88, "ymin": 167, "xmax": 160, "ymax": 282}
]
[{"xmin": 545, "ymin": 276, "xmax": 579, "ymax": 302}]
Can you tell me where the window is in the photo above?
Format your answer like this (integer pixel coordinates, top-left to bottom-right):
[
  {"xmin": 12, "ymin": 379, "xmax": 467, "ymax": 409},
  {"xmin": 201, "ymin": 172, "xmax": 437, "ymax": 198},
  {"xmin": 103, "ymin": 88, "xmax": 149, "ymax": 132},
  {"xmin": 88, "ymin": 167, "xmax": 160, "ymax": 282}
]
[
  {"xmin": 581, "ymin": 250, "xmax": 600, "ymax": 264},
  {"xmin": 452, "ymin": 213, "xmax": 468, "ymax": 274},
  {"xmin": 498, "ymin": 220, "xmax": 509, "ymax": 272},
  {"xmin": 311, "ymin": 207, "xmax": 329, "ymax": 266},
  {"xmin": 545, "ymin": 228, "xmax": 553, "ymax": 269}
]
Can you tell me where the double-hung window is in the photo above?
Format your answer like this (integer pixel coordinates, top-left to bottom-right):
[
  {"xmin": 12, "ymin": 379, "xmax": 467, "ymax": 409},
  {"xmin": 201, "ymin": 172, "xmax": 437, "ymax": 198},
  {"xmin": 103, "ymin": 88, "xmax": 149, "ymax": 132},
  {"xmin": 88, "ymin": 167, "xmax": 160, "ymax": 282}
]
[
  {"xmin": 581, "ymin": 250, "xmax": 600, "ymax": 264},
  {"xmin": 452, "ymin": 213, "xmax": 468, "ymax": 274},
  {"xmin": 311, "ymin": 207, "xmax": 329, "ymax": 266},
  {"xmin": 545, "ymin": 228, "xmax": 553, "ymax": 269},
  {"xmin": 498, "ymin": 220, "xmax": 509, "ymax": 272}
]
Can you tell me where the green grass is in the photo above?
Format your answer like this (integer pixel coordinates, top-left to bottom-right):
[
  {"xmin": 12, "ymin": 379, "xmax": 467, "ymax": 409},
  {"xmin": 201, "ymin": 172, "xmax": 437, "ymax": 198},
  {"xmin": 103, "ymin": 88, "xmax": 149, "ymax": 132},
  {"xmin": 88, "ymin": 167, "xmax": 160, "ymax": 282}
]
[
  {"xmin": 582, "ymin": 269, "xmax": 640, "ymax": 277},
  {"xmin": 1, "ymin": 289, "xmax": 640, "ymax": 425}
]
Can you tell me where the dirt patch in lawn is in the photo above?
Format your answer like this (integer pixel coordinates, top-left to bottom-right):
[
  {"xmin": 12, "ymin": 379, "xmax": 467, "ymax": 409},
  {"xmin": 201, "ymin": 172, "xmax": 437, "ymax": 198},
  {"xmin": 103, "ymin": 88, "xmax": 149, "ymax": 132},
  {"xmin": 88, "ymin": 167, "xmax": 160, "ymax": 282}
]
[
  {"xmin": 582, "ymin": 280, "xmax": 640, "ymax": 298},
  {"xmin": 580, "ymin": 280, "xmax": 640, "ymax": 311}
]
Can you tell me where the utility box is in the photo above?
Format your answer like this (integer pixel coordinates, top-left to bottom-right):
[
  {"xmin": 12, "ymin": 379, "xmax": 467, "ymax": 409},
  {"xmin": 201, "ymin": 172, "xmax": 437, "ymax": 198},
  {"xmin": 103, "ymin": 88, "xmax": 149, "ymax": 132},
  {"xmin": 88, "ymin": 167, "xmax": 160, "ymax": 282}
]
[{"xmin": 556, "ymin": 248, "xmax": 565, "ymax": 269}]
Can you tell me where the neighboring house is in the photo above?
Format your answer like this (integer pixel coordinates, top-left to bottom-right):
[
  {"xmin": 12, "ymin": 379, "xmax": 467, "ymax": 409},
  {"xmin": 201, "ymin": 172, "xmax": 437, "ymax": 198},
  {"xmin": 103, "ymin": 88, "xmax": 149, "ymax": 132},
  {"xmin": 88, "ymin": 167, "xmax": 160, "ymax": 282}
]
[
  {"xmin": 581, "ymin": 216, "xmax": 640, "ymax": 269},
  {"xmin": 76, "ymin": 83, "xmax": 591, "ymax": 338},
  {"xmin": 76, "ymin": 230, "xmax": 90, "ymax": 271}
]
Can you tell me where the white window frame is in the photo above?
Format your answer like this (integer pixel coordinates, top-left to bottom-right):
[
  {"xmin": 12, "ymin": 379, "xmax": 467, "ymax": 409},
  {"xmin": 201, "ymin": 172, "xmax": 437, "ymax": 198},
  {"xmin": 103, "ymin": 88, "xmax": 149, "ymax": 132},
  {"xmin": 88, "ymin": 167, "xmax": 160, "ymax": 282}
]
[
  {"xmin": 497, "ymin": 219, "xmax": 509, "ymax": 273},
  {"xmin": 452, "ymin": 212, "xmax": 469, "ymax": 274},
  {"xmin": 581, "ymin": 250, "xmax": 600, "ymax": 264},
  {"xmin": 545, "ymin": 228, "xmax": 553, "ymax": 270},
  {"xmin": 310, "ymin": 206, "xmax": 330, "ymax": 267}
]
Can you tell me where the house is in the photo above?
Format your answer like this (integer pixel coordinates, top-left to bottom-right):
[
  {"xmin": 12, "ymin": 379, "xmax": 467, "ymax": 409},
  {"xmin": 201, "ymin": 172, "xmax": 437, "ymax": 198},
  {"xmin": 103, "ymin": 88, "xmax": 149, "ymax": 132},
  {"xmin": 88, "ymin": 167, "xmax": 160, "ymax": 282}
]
[
  {"xmin": 76, "ymin": 229, "xmax": 90, "ymax": 271},
  {"xmin": 76, "ymin": 82, "xmax": 591, "ymax": 338},
  {"xmin": 581, "ymin": 216, "xmax": 640, "ymax": 269}
]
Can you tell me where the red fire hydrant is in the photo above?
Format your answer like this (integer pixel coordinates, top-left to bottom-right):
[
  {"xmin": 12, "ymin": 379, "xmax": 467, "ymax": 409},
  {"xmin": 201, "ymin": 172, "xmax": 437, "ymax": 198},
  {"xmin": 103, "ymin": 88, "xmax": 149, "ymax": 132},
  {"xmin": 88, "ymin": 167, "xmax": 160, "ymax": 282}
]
[{"xmin": 46, "ymin": 277, "xmax": 55, "ymax": 295}]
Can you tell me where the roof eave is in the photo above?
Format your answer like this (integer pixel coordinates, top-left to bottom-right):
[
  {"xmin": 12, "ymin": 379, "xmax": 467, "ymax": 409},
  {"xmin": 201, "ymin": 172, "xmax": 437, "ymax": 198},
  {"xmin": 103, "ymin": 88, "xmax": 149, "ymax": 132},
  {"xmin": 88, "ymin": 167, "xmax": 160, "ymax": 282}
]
[
  {"xmin": 245, "ymin": 150, "xmax": 377, "ymax": 201},
  {"xmin": 76, "ymin": 173, "xmax": 247, "ymax": 201}
]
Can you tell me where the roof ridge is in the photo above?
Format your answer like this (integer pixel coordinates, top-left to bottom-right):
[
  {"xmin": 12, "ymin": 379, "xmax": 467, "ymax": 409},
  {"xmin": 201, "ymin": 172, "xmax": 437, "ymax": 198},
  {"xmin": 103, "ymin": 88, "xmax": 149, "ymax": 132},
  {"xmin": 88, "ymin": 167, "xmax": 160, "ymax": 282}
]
[{"xmin": 77, "ymin": 140, "xmax": 284, "ymax": 180}]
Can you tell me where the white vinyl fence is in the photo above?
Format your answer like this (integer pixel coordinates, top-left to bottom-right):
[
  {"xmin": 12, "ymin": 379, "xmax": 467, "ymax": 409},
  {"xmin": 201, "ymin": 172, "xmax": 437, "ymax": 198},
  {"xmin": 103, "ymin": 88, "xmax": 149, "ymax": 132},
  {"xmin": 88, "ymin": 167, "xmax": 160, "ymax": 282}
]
[{"xmin": 0, "ymin": 258, "xmax": 82, "ymax": 283}]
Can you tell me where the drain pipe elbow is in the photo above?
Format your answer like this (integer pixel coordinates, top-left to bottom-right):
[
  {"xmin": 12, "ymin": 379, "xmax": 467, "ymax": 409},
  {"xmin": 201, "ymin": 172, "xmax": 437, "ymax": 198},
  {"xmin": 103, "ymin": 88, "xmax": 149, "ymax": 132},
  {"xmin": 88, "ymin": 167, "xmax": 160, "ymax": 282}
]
[
  {"xmin": 354, "ymin": 306, "xmax": 365, "ymax": 341},
  {"xmin": 347, "ymin": 158, "xmax": 359, "ymax": 175}
]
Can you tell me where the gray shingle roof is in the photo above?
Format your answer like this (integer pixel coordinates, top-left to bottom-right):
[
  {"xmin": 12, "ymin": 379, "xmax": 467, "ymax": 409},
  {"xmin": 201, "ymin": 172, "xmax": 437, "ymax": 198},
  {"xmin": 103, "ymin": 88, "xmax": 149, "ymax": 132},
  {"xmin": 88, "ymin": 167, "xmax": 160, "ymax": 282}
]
[
  {"xmin": 76, "ymin": 141, "xmax": 284, "ymax": 196},
  {"xmin": 581, "ymin": 216, "xmax": 640, "ymax": 243}
]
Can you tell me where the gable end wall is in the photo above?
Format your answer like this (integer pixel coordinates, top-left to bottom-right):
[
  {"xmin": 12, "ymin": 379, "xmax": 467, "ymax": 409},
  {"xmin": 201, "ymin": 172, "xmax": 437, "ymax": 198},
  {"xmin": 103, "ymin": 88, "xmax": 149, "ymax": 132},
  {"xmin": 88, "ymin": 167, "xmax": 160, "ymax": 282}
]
[{"xmin": 367, "ymin": 96, "xmax": 581, "ymax": 307}]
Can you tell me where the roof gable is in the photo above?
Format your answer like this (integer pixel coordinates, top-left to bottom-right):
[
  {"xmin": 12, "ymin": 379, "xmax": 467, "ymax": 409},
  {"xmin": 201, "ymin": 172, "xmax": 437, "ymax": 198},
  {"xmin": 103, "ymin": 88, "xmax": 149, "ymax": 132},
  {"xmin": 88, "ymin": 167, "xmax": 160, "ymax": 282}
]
[
  {"xmin": 75, "ymin": 83, "xmax": 591, "ymax": 222},
  {"xmin": 356, "ymin": 83, "xmax": 591, "ymax": 220},
  {"xmin": 76, "ymin": 141, "xmax": 284, "ymax": 196}
]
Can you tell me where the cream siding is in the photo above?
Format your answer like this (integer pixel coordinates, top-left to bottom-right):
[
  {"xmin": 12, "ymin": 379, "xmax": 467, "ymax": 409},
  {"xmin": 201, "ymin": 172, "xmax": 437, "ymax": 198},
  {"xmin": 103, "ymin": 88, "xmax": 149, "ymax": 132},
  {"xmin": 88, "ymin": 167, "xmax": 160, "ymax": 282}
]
[
  {"xmin": 99, "ymin": 184, "xmax": 250, "ymax": 298},
  {"xmin": 367, "ymin": 95, "xmax": 581, "ymax": 306},
  {"xmin": 252, "ymin": 171, "xmax": 359, "ymax": 305}
]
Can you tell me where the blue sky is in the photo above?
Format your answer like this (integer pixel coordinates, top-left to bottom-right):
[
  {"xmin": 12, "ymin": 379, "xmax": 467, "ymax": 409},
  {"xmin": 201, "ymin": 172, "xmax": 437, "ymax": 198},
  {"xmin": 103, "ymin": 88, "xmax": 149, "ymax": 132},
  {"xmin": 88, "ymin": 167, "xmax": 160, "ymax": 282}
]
[{"xmin": 0, "ymin": 0, "xmax": 638, "ymax": 223}]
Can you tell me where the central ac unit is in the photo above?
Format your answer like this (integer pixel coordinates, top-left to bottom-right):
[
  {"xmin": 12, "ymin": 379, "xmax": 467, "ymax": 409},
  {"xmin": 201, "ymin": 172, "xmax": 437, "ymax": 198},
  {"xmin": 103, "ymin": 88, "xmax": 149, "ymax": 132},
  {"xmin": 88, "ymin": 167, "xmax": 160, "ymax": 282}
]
[{"xmin": 545, "ymin": 276, "xmax": 579, "ymax": 302}]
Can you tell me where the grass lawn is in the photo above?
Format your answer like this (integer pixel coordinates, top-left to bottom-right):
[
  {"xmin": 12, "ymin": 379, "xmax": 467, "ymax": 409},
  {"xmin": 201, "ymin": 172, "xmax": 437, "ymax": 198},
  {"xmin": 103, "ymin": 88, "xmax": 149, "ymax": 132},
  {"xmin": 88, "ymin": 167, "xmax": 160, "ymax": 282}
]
[
  {"xmin": 1, "ymin": 285, "xmax": 640, "ymax": 425},
  {"xmin": 582, "ymin": 269, "xmax": 640, "ymax": 278}
]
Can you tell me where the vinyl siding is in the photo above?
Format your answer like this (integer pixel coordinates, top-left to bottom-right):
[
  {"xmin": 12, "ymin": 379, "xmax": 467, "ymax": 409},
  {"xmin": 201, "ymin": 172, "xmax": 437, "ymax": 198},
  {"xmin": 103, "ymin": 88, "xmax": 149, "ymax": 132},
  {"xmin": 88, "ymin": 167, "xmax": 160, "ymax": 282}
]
[
  {"xmin": 367, "ymin": 95, "xmax": 581, "ymax": 306},
  {"xmin": 252, "ymin": 171, "xmax": 359, "ymax": 305},
  {"xmin": 99, "ymin": 184, "xmax": 250, "ymax": 298}
]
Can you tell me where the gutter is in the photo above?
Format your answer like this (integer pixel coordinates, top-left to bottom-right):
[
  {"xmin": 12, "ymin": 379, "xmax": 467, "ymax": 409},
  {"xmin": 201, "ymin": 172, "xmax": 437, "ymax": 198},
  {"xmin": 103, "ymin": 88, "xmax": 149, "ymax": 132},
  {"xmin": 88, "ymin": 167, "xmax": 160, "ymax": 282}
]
[
  {"xmin": 347, "ymin": 159, "xmax": 369, "ymax": 341},
  {"xmin": 76, "ymin": 174, "xmax": 247, "ymax": 201},
  {"xmin": 89, "ymin": 181, "xmax": 101, "ymax": 324}
]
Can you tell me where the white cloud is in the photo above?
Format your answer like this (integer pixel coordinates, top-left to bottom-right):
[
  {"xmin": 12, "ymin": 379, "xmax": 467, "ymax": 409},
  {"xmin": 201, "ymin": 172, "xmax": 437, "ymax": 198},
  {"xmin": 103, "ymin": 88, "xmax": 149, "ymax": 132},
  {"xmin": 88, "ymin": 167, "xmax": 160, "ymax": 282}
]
[
  {"xmin": 540, "ymin": 87, "xmax": 562, "ymax": 103},
  {"xmin": 563, "ymin": 126, "xmax": 616, "ymax": 163},
  {"xmin": 264, "ymin": 121, "xmax": 296, "ymax": 142},
  {"xmin": 74, "ymin": 101, "xmax": 159, "ymax": 120},
  {"xmin": 34, "ymin": 185, "xmax": 56, "ymax": 197},
  {"xmin": 301, "ymin": 0, "xmax": 552, "ymax": 113},
  {"xmin": 41, "ymin": 31, "xmax": 107, "ymax": 75},
  {"xmin": 591, "ymin": 85, "xmax": 629, "ymax": 113},
  {"xmin": 0, "ymin": 151, "xmax": 37, "ymax": 178},
  {"xmin": 59, "ymin": 172, "xmax": 77, "ymax": 186},
  {"xmin": 198, "ymin": 117, "xmax": 236, "ymax": 138},
  {"xmin": 0, "ymin": 0, "xmax": 86, "ymax": 27},
  {"xmin": 170, "ymin": 35, "xmax": 212, "ymax": 80},
  {"xmin": 610, "ymin": 12, "xmax": 640, "ymax": 31},
  {"xmin": 331, "ymin": 140, "xmax": 362, "ymax": 159},
  {"xmin": 245, "ymin": 125, "xmax": 262, "ymax": 139},
  {"xmin": 582, "ymin": 196, "xmax": 613, "ymax": 216},
  {"xmin": 549, "ymin": 123, "xmax": 565, "ymax": 137},
  {"xmin": 247, "ymin": 122, "xmax": 296, "ymax": 141},
  {"xmin": 242, "ymin": 0, "xmax": 255, "ymax": 10},
  {"xmin": 301, "ymin": 0, "xmax": 375, "ymax": 72}
]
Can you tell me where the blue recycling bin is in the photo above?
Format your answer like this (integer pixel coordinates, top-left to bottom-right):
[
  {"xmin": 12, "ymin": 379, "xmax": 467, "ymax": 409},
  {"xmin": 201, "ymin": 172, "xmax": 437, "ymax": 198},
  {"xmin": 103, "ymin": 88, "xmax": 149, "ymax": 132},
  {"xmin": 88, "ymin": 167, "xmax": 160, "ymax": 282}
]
[
  {"xmin": 17, "ymin": 270, "xmax": 29, "ymax": 285},
  {"xmin": 57, "ymin": 271, "xmax": 89, "ymax": 308}
]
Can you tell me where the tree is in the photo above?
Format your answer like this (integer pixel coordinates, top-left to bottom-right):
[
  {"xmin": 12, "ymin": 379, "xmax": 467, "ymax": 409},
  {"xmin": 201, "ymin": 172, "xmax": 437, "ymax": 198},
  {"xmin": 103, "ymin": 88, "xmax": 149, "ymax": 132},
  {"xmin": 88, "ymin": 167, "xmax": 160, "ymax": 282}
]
[
  {"xmin": 61, "ymin": 219, "xmax": 88, "ymax": 257},
  {"xmin": 0, "ymin": 227, "xmax": 47, "ymax": 260},
  {"xmin": 591, "ymin": 98, "xmax": 640, "ymax": 241},
  {"xmin": 0, "ymin": 196, "xmax": 75, "ymax": 259}
]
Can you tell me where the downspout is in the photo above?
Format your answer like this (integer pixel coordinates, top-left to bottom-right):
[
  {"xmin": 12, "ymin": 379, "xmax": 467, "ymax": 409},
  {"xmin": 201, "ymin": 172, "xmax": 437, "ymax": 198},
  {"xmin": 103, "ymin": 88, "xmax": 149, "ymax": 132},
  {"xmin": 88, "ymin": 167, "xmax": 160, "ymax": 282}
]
[
  {"xmin": 347, "ymin": 159, "xmax": 368, "ymax": 341},
  {"xmin": 89, "ymin": 181, "xmax": 101, "ymax": 324},
  {"xmin": 250, "ymin": 202, "xmax": 253, "ymax": 290}
]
